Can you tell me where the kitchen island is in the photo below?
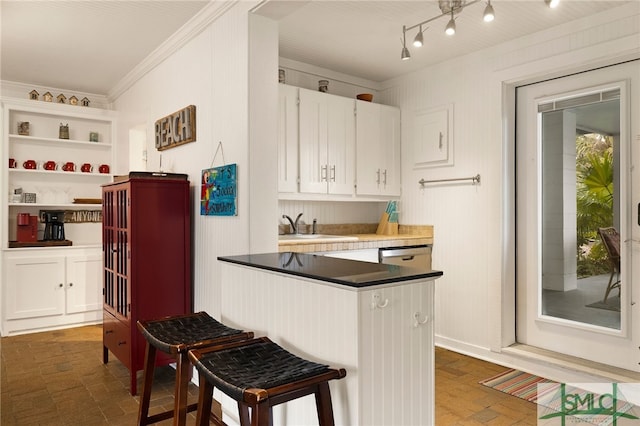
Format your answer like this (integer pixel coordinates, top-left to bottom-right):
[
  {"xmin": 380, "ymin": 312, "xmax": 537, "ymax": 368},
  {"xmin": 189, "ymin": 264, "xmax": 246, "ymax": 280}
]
[{"xmin": 218, "ymin": 252, "xmax": 443, "ymax": 426}]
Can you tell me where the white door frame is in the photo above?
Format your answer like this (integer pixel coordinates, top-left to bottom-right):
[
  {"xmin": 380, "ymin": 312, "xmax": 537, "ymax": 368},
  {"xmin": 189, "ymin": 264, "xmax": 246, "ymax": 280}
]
[{"xmin": 513, "ymin": 61, "xmax": 638, "ymax": 371}]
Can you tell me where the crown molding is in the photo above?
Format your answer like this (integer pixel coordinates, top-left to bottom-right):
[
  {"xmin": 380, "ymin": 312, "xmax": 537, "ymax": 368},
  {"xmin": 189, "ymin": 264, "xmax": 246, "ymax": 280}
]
[{"xmin": 107, "ymin": 0, "xmax": 238, "ymax": 102}]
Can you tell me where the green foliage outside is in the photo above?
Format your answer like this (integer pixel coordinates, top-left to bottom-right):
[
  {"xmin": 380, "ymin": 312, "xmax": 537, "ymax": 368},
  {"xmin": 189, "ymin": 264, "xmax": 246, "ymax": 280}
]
[{"xmin": 576, "ymin": 133, "xmax": 614, "ymax": 278}]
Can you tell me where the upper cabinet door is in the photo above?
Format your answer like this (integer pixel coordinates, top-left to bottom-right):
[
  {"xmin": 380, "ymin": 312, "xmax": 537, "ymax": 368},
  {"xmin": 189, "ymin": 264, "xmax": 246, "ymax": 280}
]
[
  {"xmin": 378, "ymin": 104, "xmax": 401, "ymax": 196},
  {"xmin": 356, "ymin": 101, "xmax": 401, "ymax": 197},
  {"xmin": 278, "ymin": 85, "xmax": 299, "ymax": 193},
  {"xmin": 299, "ymin": 89, "xmax": 329, "ymax": 194},
  {"xmin": 326, "ymin": 95, "xmax": 355, "ymax": 195},
  {"xmin": 299, "ymin": 88, "xmax": 355, "ymax": 195}
]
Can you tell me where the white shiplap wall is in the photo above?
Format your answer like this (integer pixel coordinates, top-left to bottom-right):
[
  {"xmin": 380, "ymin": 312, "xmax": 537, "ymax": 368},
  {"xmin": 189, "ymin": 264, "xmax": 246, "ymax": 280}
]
[
  {"xmin": 378, "ymin": 2, "xmax": 640, "ymax": 363},
  {"xmin": 112, "ymin": 2, "xmax": 261, "ymax": 318}
]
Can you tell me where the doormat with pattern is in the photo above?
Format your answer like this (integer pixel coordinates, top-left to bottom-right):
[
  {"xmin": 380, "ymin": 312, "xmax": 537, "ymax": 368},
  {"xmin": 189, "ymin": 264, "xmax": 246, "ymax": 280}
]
[
  {"xmin": 481, "ymin": 369, "xmax": 640, "ymax": 425},
  {"xmin": 479, "ymin": 368, "xmax": 554, "ymax": 403}
]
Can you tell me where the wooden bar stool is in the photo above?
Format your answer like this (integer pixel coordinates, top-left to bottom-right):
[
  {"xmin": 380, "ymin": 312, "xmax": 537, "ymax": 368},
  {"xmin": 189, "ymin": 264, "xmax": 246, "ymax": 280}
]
[
  {"xmin": 136, "ymin": 312, "xmax": 253, "ymax": 426},
  {"xmin": 188, "ymin": 336, "xmax": 347, "ymax": 426}
]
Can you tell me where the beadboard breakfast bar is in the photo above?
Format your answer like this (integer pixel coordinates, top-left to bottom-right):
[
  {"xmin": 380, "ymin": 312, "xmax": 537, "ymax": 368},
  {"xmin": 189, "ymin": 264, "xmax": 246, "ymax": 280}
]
[{"xmin": 218, "ymin": 252, "xmax": 443, "ymax": 426}]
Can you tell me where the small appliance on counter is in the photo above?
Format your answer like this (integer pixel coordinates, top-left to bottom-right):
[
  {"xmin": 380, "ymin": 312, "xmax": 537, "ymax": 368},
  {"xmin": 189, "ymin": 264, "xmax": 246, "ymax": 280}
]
[
  {"xmin": 16, "ymin": 213, "xmax": 38, "ymax": 242},
  {"xmin": 42, "ymin": 210, "xmax": 65, "ymax": 241}
]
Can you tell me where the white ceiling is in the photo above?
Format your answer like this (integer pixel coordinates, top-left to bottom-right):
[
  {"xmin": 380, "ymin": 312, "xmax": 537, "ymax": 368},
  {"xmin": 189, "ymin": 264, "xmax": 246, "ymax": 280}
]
[{"xmin": 0, "ymin": 1, "xmax": 630, "ymax": 96}]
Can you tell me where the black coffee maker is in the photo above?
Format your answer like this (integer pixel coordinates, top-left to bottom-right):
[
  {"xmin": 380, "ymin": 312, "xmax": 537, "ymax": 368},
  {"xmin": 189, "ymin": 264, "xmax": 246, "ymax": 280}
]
[{"xmin": 43, "ymin": 210, "xmax": 65, "ymax": 241}]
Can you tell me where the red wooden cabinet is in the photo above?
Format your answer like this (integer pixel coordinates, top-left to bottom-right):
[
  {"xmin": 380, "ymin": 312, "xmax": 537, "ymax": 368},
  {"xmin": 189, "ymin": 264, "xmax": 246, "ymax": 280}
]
[{"xmin": 102, "ymin": 176, "xmax": 192, "ymax": 395}]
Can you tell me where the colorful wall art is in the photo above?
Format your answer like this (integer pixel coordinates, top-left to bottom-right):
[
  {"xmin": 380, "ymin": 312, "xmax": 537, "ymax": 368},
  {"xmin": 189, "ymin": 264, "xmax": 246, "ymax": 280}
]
[{"xmin": 201, "ymin": 164, "xmax": 237, "ymax": 216}]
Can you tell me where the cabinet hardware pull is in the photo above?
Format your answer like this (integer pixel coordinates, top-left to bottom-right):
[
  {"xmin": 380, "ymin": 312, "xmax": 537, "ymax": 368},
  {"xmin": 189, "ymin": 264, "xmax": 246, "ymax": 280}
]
[
  {"xmin": 376, "ymin": 169, "xmax": 381, "ymax": 185},
  {"xmin": 371, "ymin": 293, "xmax": 389, "ymax": 309},
  {"xmin": 321, "ymin": 165, "xmax": 328, "ymax": 182},
  {"xmin": 330, "ymin": 165, "xmax": 336, "ymax": 182},
  {"xmin": 105, "ymin": 329, "xmax": 113, "ymax": 334},
  {"xmin": 438, "ymin": 132, "xmax": 443, "ymax": 149},
  {"xmin": 118, "ymin": 341, "xmax": 126, "ymax": 346},
  {"xmin": 383, "ymin": 169, "xmax": 387, "ymax": 185},
  {"xmin": 413, "ymin": 312, "xmax": 429, "ymax": 327}
]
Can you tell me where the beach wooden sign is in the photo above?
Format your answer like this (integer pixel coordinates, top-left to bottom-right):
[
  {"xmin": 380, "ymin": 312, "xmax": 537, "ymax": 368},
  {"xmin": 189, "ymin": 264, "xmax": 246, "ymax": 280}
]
[{"xmin": 155, "ymin": 105, "xmax": 196, "ymax": 151}]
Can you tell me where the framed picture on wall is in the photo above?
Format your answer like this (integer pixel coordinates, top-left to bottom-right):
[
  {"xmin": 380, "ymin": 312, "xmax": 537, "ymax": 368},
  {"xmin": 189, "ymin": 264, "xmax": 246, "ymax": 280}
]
[{"xmin": 201, "ymin": 163, "xmax": 237, "ymax": 216}]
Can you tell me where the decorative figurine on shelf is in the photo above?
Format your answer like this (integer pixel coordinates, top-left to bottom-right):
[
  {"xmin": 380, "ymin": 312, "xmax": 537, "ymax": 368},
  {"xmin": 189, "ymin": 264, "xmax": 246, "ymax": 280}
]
[
  {"xmin": 81, "ymin": 97, "xmax": 90, "ymax": 107},
  {"xmin": 18, "ymin": 121, "xmax": 30, "ymax": 136},
  {"xmin": 59, "ymin": 123, "xmax": 69, "ymax": 139},
  {"xmin": 318, "ymin": 79, "xmax": 329, "ymax": 92},
  {"xmin": 29, "ymin": 90, "xmax": 39, "ymax": 100},
  {"xmin": 57, "ymin": 94, "xmax": 67, "ymax": 104},
  {"xmin": 69, "ymin": 95, "xmax": 78, "ymax": 106},
  {"xmin": 43, "ymin": 92, "xmax": 53, "ymax": 102},
  {"xmin": 89, "ymin": 132, "xmax": 99, "ymax": 142}
]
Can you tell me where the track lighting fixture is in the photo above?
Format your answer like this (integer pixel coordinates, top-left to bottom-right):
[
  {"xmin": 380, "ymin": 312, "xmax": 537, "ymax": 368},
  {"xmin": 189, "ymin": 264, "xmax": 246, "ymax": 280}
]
[{"xmin": 400, "ymin": 0, "xmax": 493, "ymax": 60}]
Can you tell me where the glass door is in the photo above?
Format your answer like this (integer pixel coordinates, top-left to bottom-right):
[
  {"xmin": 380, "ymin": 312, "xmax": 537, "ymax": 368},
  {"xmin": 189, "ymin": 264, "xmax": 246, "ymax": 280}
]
[{"xmin": 515, "ymin": 61, "xmax": 639, "ymax": 371}]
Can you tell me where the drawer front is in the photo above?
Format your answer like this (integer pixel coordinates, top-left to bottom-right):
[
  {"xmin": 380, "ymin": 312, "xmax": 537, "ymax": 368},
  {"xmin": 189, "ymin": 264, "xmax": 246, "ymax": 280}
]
[{"xmin": 103, "ymin": 311, "xmax": 131, "ymax": 369}]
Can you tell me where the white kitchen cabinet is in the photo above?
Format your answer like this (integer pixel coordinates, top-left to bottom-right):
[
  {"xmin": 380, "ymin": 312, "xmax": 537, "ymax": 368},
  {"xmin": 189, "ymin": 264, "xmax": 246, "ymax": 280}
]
[
  {"xmin": 356, "ymin": 101, "xmax": 401, "ymax": 196},
  {"xmin": 278, "ymin": 84, "xmax": 299, "ymax": 193},
  {"xmin": 2, "ymin": 248, "xmax": 102, "ymax": 335},
  {"xmin": 65, "ymin": 253, "xmax": 102, "ymax": 314},
  {"xmin": 1, "ymin": 98, "xmax": 114, "ymax": 334},
  {"xmin": 298, "ymin": 88, "xmax": 355, "ymax": 195},
  {"xmin": 4, "ymin": 255, "xmax": 65, "ymax": 320}
]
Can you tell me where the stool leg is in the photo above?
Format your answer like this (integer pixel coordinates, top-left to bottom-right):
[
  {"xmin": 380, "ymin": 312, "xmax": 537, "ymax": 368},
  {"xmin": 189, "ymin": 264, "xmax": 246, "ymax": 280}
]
[
  {"xmin": 137, "ymin": 342, "xmax": 157, "ymax": 426},
  {"xmin": 315, "ymin": 382, "xmax": 336, "ymax": 426},
  {"xmin": 173, "ymin": 351, "xmax": 191, "ymax": 426},
  {"xmin": 196, "ymin": 372, "xmax": 214, "ymax": 426},
  {"xmin": 238, "ymin": 402, "xmax": 250, "ymax": 426},
  {"xmin": 251, "ymin": 401, "xmax": 272, "ymax": 426}
]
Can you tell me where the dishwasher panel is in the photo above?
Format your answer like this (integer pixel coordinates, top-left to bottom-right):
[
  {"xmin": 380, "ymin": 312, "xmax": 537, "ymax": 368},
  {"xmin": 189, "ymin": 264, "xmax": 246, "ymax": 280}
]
[{"xmin": 378, "ymin": 245, "xmax": 432, "ymax": 269}]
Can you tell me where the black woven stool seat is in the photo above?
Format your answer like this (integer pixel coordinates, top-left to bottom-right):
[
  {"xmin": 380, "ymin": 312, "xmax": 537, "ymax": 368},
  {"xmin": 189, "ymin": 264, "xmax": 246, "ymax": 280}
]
[
  {"xmin": 193, "ymin": 338, "xmax": 330, "ymax": 401},
  {"xmin": 189, "ymin": 336, "xmax": 347, "ymax": 426},
  {"xmin": 138, "ymin": 311, "xmax": 246, "ymax": 354},
  {"xmin": 136, "ymin": 312, "xmax": 253, "ymax": 426}
]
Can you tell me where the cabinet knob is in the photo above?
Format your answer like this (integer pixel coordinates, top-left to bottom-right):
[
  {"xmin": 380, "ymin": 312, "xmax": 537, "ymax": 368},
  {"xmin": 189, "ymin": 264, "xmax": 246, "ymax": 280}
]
[
  {"xmin": 68, "ymin": 282, "xmax": 73, "ymax": 287},
  {"xmin": 58, "ymin": 283, "xmax": 64, "ymax": 288}
]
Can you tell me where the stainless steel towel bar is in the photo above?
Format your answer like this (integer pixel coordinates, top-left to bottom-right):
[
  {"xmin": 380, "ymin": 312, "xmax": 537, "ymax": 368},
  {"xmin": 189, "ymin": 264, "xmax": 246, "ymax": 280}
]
[{"xmin": 419, "ymin": 174, "xmax": 481, "ymax": 185}]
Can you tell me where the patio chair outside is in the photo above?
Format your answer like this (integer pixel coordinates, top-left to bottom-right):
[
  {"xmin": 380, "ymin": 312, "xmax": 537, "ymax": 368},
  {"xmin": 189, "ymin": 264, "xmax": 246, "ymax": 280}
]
[{"xmin": 597, "ymin": 227, "xmax": 621, "ymax": 303}]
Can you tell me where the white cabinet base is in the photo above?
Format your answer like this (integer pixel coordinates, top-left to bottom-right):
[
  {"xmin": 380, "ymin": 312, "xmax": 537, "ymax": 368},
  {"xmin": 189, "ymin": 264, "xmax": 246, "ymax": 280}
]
[{"xmin": 2, "ymin": 247, "xmax": 102, "ymax": 336}]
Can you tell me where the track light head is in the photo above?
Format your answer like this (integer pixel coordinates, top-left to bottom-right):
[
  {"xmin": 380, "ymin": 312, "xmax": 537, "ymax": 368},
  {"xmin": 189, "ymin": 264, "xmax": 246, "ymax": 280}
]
[
  {"xmin": 445, "ymin": 14, "xmax": 456, "ymax": 36},
  {"xmin": 401, "ymin": 46, "xmax": 411, "ymax": 60},
  {"xmin": 545, "ymin": 0, "xmax": 560, "ymax": 8},
  {"xmin": 483, "ymin": 2, "xmax": 495, "ymax": 22},
  {"xmin": 413, "ymin": 25, "xmax": 424, "ymax": 47},
  {"xmin": 401, "ymin": 26, "xmax": 411, "ymax": 60}
]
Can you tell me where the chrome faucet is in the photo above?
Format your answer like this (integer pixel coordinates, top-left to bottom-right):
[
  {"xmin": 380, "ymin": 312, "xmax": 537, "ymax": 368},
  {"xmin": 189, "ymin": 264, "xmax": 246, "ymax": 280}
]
[{"xmin": 282, "ymin": 213, "xmax": 303, "ymax": 234}]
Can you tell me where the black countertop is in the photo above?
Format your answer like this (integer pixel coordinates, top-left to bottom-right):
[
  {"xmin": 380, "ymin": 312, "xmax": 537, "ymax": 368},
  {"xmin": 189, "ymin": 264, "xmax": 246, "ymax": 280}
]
[{"xmin": 218, "ymin": 252, "xmax": 443, "ymax": 288}]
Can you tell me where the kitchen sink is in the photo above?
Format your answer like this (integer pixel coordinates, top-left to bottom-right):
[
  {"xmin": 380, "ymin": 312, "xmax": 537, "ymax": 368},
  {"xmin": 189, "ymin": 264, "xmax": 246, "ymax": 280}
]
[{"xmin": 278, "ymin": 234, "xmax": 358, "ymax": 242}]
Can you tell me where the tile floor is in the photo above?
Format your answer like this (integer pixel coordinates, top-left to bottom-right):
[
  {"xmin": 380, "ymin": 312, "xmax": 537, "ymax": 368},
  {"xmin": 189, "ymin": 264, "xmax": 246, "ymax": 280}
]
[{"xmin": 1, "ymin": 324, "xmax": 538, "ymax": 425}]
